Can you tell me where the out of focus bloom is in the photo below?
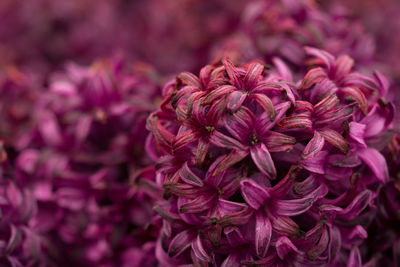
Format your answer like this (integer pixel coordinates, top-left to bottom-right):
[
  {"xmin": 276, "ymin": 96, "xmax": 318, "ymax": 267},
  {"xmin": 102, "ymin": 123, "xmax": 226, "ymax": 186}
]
[
  {"xmin": 213, "ymin": 0, "xmax": 375, "ymax": 73},
  {"xmin": 0, "ymin": 57, "xmax": 162, "ymax": 266},
  {"xmin": 147, "ymin": 48, "xmax": 396, "ymax": 266}
]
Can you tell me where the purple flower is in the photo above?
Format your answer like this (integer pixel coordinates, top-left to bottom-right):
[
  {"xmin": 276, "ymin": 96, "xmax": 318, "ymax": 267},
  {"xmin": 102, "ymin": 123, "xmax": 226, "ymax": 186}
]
[{"xmin": 147, "ymin": 49, "xmax": 395, "ymax": 266}]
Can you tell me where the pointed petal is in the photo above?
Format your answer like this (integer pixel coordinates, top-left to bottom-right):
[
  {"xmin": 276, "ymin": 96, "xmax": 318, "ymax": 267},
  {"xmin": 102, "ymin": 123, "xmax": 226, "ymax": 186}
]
[
  {"xmin": 210, "ymin": 131, "xmax": 245, "ymax": 150},
  {"xmin": 276, "ymin": 236, "xmax": 299, "ymax": 260},
  {"xmin": 270, "ymin": 215, "xmax": 301, "ymax": 237},
  {"xmin": 250, "ymin": 143, "xmax": 276, "ymax": 179},
  {"xmin": 301, "ymin": 150, "xmax": 328, "ymax": 174},
  {"xmin": 314, "ymin": 93, "xmax": 340, "ymax": 117},
  {"xmin": 174, "ymin": 130, "xmax": 197, "ymax": 151},
  {"xmin": 191, "ymin": 235, "xmax": 210, "ymax": 262},
  {"xmin": 202, "ymin": 85, "xmax": 235, "ymax": 104},
  {"xmin": 335, "ymin": 55, "xmax": 354, "ymax": 78},
  {"xmin": 213, "ymin": 150, "xmax": 249, "ymax": 176},
  {"xmin": 179, "ymin": 195, "xmax": 215, "ymax": 213},
  {"xmin": 227, "ymin": 91, "xmax": 247, "ymax": 112},
  {"xmin": 349, "ymin": 122, "xmax": 367, "ymax": 148},
  {"xmin": 273, "ymin": 57, "xmax": 293, "ymax": 81},
  {"xmin": 195, "ymin": 139, "xmax": 210, "ymax": 166},
  {"xmin": 341, "ymin": 86, "xmax": 367, "ymax": 114},
  {"xmin": 319, "ymin": 129, "xmax": 349, "ymax": 154},
  {"xmin": 300, "ymin": 67, "xmax": 327, "ymax": 90},
  {"xmin": 269, "ymin": 165, "xmax": 302, "ymax": 198},
  {"xmin": 357, "ymin": 148, "xmax": 389, "ymax": 183},
  {"xmin": 251, "ymin": 93, "xmax": 276, "ymax": 121},
  {"xmin": 255, "ymin": 213, "xmax": 272, "ymax": 257},
  {"xmin": 277, "ymin": 114, "xmax": 313, "ymax": 130},
  {"xmin": 168, "ymin": 230, "xmax": 192, "ymax": 257},
  {"xmin": 180, "ymin": 162, "xmax": 204, "ymax": 187},
  {"xmin": 264, "ymin": 131, "xmax": 296, "ymax": 152},
  {"xmin": 177, "ymin": 72, "xmax": 202, "ymax": 88},
  {"xmin": 221, "ymin": 253, "xmax": 241, "ymax": 267},
  {"xmin": 275, "ymin": 197, "xmax": 315, "ymax": 216},
  {"xmin": 303, "ymin": 131, "xmax": 325, "ymax": 157},
  {"xmin": 244, "ymin": 62, "xmax": 264, "ymax": 88},
  {"xmin": 347, "ymin": 247, "xmax": 361, "ymax": 267},
  {"xmin": 223, "ymin": 57, "xmax": 242, "ymax": 88},
  {"xmin": 304, "ymin": 47, "xmax": 335, "ymax": 72},
  {"xmin": 240, "ymin": 179, "xmax": 270, "ymax": 210},
  {"xmin": 224, "ymin": 227, "xmax": 246, "ymax": 247},
  {"xmin": 328, "ymin": 226, "xmax": 341, "ymax": 263}
]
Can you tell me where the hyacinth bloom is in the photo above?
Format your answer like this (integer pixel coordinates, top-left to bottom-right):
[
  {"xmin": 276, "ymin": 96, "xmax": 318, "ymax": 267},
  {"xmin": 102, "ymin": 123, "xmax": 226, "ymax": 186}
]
[
  {"xmin": 0, "ymin": 57, "xmax": 162, "ymax": 266},
  {"xmin": 147, "ymin": 47, "xmax": 395, "ymax": 266},
  {"xmin": 212, "ymin": 0, "xmax": 375, "ymax": 74}
]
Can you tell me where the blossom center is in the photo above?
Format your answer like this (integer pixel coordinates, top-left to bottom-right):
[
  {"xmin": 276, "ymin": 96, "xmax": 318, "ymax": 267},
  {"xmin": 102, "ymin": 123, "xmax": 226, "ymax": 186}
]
[{"xmin": 250, "ymin": 134, "xmax": 259, "ymax": 146}]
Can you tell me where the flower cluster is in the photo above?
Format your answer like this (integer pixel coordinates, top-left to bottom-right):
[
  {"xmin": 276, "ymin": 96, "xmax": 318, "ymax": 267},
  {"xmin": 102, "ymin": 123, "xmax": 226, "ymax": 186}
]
[
  {"xmin": 0, "ymin": 58, "xmax": 162, "ymax": 266},
  {"xmin": 213, "ymin": 0, "xmax": 375, "ymax": 72},
  {"xmin": 147, "ymin": 48, "xmax": 396, "ymax": 266},
  {"xmin": 0, "ymin": 0, "xmax": 399, "ymax": 266}
]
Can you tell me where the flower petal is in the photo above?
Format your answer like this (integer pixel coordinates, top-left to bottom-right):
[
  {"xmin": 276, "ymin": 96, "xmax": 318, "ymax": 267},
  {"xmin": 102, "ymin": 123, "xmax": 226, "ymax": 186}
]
[
  {"xmin": 263, "ymin": 131, "xmax": 296, "ymax": 152},
  {"xmin": 227, "ymin": 91, "xmax": 247, "ymax": 112},
  {"xmin": 255, "ymin": 213, "xmax": 272, "ymax": 257},
  {"xmin": 202, "ymin": 85, "xmax": 236, "ymax": 104},
  {"xmin": 275, "ymin": 197, "xmax": 315, "ymax": 216},
  {"xmin": 244, "ymin": 62, "xmax": 264, "ymax": 88},
  {"xmin": 191, "ymin": 235, "xmax": 210, "ymax": 262},
  {"xmin": 319, "ymin": 129, "xmax": 349, "ymax": 154},
  {"xmin": 347, "ymin": 247, "xmax": 361, "ymax": 267},
  {"xmin": 357, "ymin": 148, "xmax": 389, "ymax": 183},
  {"xmin": 250, "ymin": 143, "xmax": 276, "ymax": 179},
  {"xmin": 168, "ymin": 230, "xmax": 192, "ymax": 258},
  {"xmin": 180, "ymin": 162, "xmax": 204, "ymax": 187},
  {"xmin": 240, "ymin": 179, "xmax": 270, "ymax": 210},
  {"xmin": 303, "ymin": 131, "xmax": 325, "ymax": 157},
  {"xmin": 277, "ymin": 114, "xmax": 313, "ymax": 130},
  {"xmin": 210, "ymin": 131, "xmax": 246, "ymax": 150},
  {"xmin": 349, "ymin": 122, "xmax": 367, "ymax": 148},
  {"xmin": 252, "ymin": 93, "xmax": 276, "ymax": 121},
  {"xmin": 213, "ymin": 150, "xmax": 249, "ymax": 176},
  {"xmin": 300, "ymin": 67, "xmax": 327, "ymax": 90},
  {"xmin": 341, "ymin": 86, "xmax": 367, "ymax": 114},
  {"xmin": 223, "ymin": 57, "xmax": 242, "ymax": 88},
  {"xmin": 276, "ymin": 236, "xmax": 299, "ymax": 260}
]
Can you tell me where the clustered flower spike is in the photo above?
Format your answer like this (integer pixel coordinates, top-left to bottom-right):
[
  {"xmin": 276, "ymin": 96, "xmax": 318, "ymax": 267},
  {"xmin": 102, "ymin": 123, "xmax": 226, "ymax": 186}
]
[
  {"xmin": 213, "ymin": 0, "xmax": 375, "ymax": 72},
  {"xmin": 147, "ymin": 47, "xmax": 396, "ymax": 266},
  {"xmin": 0, "ymin": 0, "xmax": 399, "ymax": 266},
  {"xmin": 0, "ymin": 57, "xmax": 162, "ymax": 266}
]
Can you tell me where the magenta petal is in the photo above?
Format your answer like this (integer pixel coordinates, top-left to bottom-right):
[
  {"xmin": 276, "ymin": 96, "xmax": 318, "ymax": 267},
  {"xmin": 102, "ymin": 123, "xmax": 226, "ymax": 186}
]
[
  {"xmin": 275, "ymin": 197, "xmax": 315, "ymax": 216},
  {"xmin": 276, "ymin": 236, "xmax": 299, "ymax": 260},
  {"xmin": 191, "ymin": 235, "xmax": 210, "ymax": 262},
  {"xmin": 319, "ymin": 129, "xmax": 349, "ymax": 154},
  {"xmin": 255, "ymin": 213, "xmax": 272, "ymax": 257},
  {"xmin": 303, "ymin": 131, "xmax": 325, "ymax": 157},
  {"xmin": 224, "ymin": 227, "xmax": 246, "ymax": 247},
  {"xmin": 210, "ymin": 131, "xmax": 245, "ymax": 150},
  {"xmin": 227, "ymin": 91, "xmax": 247, "ymax": 112},
  {"xmin": 6, "ymin": 225, "xmax": 22, "ymax": 253},
  {"xmin": 250, "ymin": 143, "xmax": 276, "ymax": 179},
  {"xmin": 223, "ymin": 57, "xmax": 242, "ymax": 88},
  {"xmin": 349, "ymin": 122, "xmax": 367, "ymax": 147},
  {"xmin": 301, "ymin": 150, "xmax": 328, "ymax": 174},
  {"xmin": 221, "ymin": 253, "xmax": 241, "ymax": 267},
  {"xmin": 174, "ymin": 130, "xmax": 196, "ymax": 151},
  {"xmin": 240, "ymin": 179, "xmax": 270, "ymax": 210},
  {"xmin": 328, "ymin": 226, "xmax": 341, "ymax": 264},
  {"xmin": 213, "ymin": 149, "xmax": 249, "ymax": 175},
  {"xmin": 168, "ymin": 230, "xmax": 192, "ymax": 258},
  {"xmin": 252, "ymin": 93, "xmax": 276, "ymax": 121},
  {"xmin": 202, "ymin": 85, "xmax": 236, "ymax": 104},
  {"xmin": 179, "ymin": 162, "xmax": 204, "ymax": 187},
  {"xmin": 347, "ymin": 247, "xmax": 362, "ymax": 267},
  {"xmin": 357, "ymin": 148, "xmax": 389, "ymax": 183},
  {"xmin": 304, "ymin": 47, "xmax": 335, "ymax": 72},
  {"xmin": 244, "ymin": 62, "xmax": 264, "ymax": 88}
]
